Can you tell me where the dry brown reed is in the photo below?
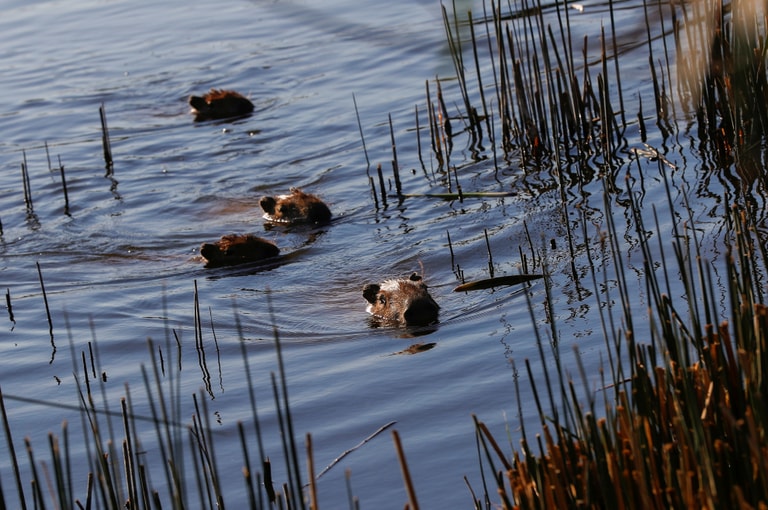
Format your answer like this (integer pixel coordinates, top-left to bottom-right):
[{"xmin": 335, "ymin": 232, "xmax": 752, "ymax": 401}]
[
  {"xmin": 473, "ymin": 192, "xmax": 768, "ymax": 508},
  {"xmin": 416, "ymin": 0, "xmax": 768, "ymax": 507}
]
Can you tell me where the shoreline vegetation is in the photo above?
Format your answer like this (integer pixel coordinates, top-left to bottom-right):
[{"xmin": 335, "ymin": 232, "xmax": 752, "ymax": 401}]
[{"xmin": 3, "ymin": 0, "xmax": 768, "ymax": 507}]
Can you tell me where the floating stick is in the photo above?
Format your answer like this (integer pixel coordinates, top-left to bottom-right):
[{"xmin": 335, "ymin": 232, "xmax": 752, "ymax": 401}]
[
  {"xmin": 99, "ymin": 103, "xmax": 114, "ymax": 174},
  {"xmin": 315, "ymin": 421, "xmax": 397, "ymax": 480},
  {"xmin": 453, "ymin": 274, "xmax": 545, "ymax": 292}
]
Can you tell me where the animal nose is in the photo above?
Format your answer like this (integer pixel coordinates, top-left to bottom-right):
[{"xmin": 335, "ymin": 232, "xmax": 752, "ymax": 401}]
[{"xmin": 403, "ymin": 299, "xmax": 438, "ymax": 326}]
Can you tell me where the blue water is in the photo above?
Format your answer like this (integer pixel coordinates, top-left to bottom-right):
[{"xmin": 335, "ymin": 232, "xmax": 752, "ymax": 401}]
[{"xmin": 0, "ymin": 0, "xmax": 743, "ymax": 508}]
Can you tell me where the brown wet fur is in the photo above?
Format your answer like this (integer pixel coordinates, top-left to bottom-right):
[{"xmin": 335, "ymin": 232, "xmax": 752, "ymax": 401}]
[
  {"xmin": 189, "ymin": 89, "xmax": 254, "ymax": 121},
  {"xmin": 362, "ymin": 273, "xmax": 439, "ymax": 326},
  {"xmin": 200, "ymin": 234, "xmax": 278, "ymax": 267},
  {"xmin": 260, "ymin": 188, "xmax": 332, "ymax": 225}
]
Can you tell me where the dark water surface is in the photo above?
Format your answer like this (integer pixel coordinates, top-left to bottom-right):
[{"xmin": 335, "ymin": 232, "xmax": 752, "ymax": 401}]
[{"xmin": 0, "ymin": 0, "xmax": 744, "ymax": 507}]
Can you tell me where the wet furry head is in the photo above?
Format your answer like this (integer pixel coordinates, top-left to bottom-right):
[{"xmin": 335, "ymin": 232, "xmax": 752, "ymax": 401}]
[
  {"xmin": 260, "ymin": 188, "xmax": 331, "ymax": 225},
  {"xmin": 189, "ymin": 89, "xmax": 254, "ymax": 121},
  {"xmin": 362, "ymin": 273, "xmax": 439, "ymax": 326},
  {"xmin": 200, "ymin": 234, "xmax": 278, "ymax": 267}
]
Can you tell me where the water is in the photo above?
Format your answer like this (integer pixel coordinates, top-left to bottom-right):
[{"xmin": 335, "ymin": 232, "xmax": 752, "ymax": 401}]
[{"xmin": 0, "ymin": 0, "xmax": 746, "ymax": 508}]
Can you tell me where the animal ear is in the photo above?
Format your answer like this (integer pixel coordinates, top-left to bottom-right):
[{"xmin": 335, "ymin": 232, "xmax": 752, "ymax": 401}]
[
  {"xmin": 259, "ymin": 196, "xmax": 277, "ymax": 214},
  {"xmin": 409, "ymin": 273, "xmax": 422, "ymax": 282},
  {"xmin": 362, "ymin": 284, "xmax": 380, "ymax": 304}
]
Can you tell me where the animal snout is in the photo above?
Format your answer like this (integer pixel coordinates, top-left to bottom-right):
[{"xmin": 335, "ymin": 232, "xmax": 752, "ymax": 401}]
[{"xmin": 402, "ymin": 297, "xmax": 439, "ymax": 326}]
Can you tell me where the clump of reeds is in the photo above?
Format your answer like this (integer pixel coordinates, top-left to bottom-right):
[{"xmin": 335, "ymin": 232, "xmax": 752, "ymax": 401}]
[
  {"xmin": 0, "ymin": 290, "xmax": 311, "ymax": 509},
  {"xmin": 471, "ymin": 177, "xmax": 768, "ymax": 507},
  {"xmin": 412, "ymin": 4, "xmax": 768, "ymax": 503},
  {"xmin": 675, "ymin": 0, "xmax": 768, "ymax": 178}
]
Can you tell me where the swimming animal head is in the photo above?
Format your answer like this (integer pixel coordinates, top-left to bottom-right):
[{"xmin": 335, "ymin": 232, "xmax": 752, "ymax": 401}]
[
  {"xmin": 189, "ymin": 89, "xmax": 254, "ymax": 121},
  {"xmin": 260, "ymin": 188, "xmax": 331, "ymax": 225},
  {"xmin": 200, "ymin": 234, "xmax": 278, "ymax": 267},
  {"xmin": 362, "ymin": 273, "xmax": 439, "ymax": 327}
]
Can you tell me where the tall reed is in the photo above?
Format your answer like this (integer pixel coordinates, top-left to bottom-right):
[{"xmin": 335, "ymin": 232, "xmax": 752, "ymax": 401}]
[
  {"xmin": 0, "ymin": 305, "xmax": 315, "ymax": 509},
  {"xmin": 473, "ymin": 177, "xmax": 768, "ymax": 508},
  {"xmin": 424, "ymin": 0, "xmax": 768, "ymax": 507}
]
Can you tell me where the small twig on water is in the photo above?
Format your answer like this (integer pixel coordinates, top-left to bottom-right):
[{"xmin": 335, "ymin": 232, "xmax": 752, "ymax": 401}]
[
  {"xmin": 453, "ymin": 274, "xmax": 545, "ymax": 292},
  {"xmin": 315, "ymin": 421, "xmax": 397, "ymax": 480}
]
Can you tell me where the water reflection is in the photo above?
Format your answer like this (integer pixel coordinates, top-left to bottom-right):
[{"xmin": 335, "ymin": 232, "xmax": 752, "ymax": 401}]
[{"xmin": 391, "ymin": 341, "xmax": 437, "ymax": 355}]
